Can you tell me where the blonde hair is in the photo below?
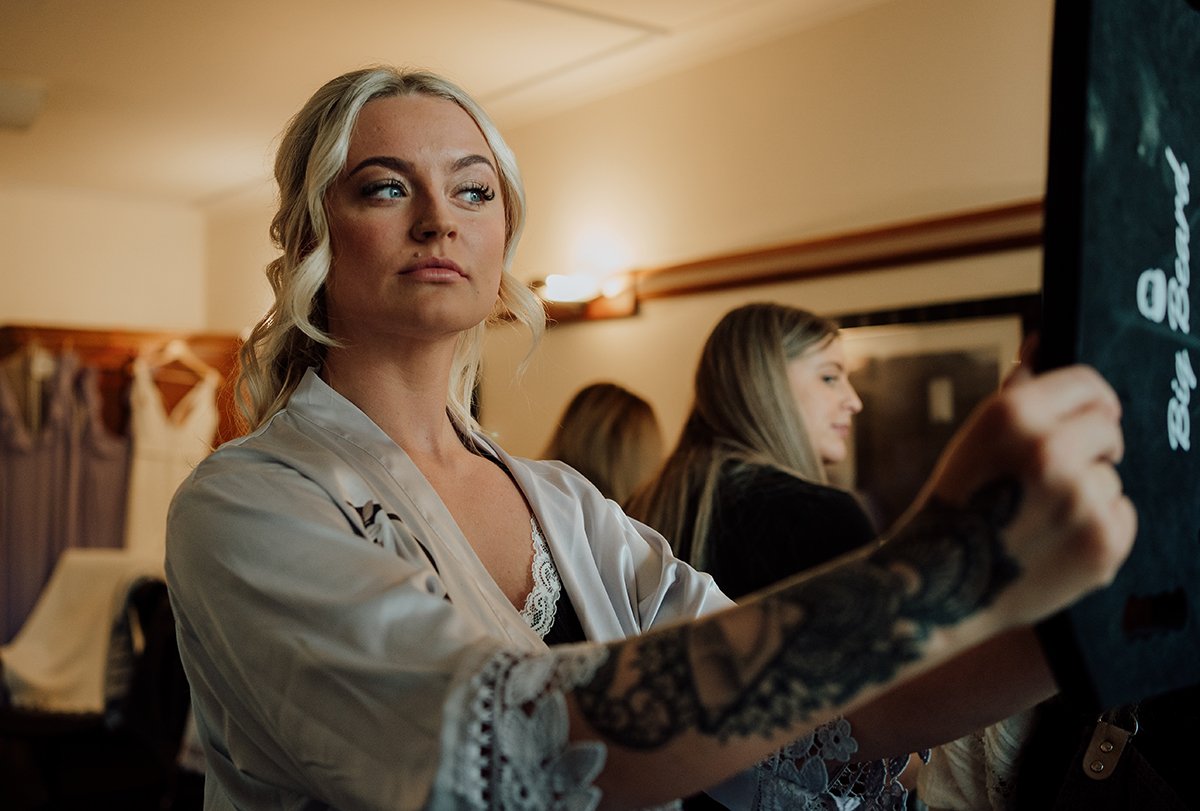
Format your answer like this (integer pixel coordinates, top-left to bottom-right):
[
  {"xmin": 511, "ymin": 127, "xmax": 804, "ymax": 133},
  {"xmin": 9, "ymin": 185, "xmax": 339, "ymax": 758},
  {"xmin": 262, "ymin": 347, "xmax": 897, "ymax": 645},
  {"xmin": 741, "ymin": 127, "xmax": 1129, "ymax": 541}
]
[
  {"xmin": 543, "ymin": 383, "xmax": 663, "ymax": 504},
  {"xmin": 235, "ymin": 66, "xmax": 544, "ymax": 432},
  {"xmin": 627, "ymin": 303, "xmax": 839, "ymax": 568}
]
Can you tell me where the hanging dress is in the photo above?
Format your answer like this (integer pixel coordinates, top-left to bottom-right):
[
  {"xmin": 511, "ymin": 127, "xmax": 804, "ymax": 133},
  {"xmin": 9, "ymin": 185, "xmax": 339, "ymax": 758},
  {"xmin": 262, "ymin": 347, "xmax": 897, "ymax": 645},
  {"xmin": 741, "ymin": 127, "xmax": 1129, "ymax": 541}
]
[
  {"xmin": 68, "ymin": 364, "xmax": 132, "ymax": 552},
  {"xmin": 0, "ymin": 350, "xmax": 78, "ymax": 643},
  {"xmin": 122, "ymin": 358, "xmax": 219, "ymax": 559}
]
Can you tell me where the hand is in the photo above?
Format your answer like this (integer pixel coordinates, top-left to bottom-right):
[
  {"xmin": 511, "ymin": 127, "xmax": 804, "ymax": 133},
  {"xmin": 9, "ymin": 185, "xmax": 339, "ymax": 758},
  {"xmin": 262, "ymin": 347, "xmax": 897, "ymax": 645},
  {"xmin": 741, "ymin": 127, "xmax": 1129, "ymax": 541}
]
[{"xmin": 924, "ymin": 357, "xmax": 1136, "ymax": 627}]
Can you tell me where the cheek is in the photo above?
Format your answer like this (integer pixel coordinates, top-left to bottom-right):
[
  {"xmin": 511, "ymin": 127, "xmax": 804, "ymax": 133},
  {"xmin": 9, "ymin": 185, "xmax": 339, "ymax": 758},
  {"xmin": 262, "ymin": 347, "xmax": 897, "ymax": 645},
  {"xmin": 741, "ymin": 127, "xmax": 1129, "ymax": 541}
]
[
  {"xmin": 322, "ymin": 264, "xmax": 352, "ymax": 322},
  {"xmin": 481, "ymin": 228, "xmax": 508, "ymax": 289},
  {"xmin": 331, "ymin": 220, "xmax": 384, "ymax": 266},
  {"xmin": 826, "ymin": 390, "xmax": 845, "ymax": 416},
  {"xmin": 488, "ymin": 220, "xmax": 508, "ymax": 258},
  {"xmin": 794, "ymin": 389, "xmax": 823, "ymax": 425},
  {"xmin": 324, "ymin": 223, "xmax": 381, "ymax": 316}
]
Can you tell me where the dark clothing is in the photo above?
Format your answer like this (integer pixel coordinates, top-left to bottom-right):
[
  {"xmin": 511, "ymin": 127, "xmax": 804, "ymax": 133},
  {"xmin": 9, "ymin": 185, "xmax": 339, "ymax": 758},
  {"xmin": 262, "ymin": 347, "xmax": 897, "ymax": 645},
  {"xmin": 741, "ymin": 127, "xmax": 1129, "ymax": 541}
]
[
  {"xmin": 705, "ymin": 462, "xmax": 877, "ymax": 599},
  {"xmin": 683, "ymin": 462, "xmax": 888, "ymax": 810}
]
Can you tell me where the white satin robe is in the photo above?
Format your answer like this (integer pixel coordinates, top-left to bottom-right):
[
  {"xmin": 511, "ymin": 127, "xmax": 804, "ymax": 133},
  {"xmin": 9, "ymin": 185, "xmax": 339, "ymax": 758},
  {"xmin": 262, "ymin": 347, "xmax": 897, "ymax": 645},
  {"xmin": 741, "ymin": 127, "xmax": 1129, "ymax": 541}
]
[{"xmin": 167, "ymin": 369, "xmax": 738, "ymax": 810}]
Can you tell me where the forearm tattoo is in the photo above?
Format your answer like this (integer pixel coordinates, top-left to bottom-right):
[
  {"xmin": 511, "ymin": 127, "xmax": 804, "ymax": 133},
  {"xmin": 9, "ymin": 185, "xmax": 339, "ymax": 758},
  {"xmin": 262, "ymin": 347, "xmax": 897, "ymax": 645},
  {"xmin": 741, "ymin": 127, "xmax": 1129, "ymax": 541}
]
[{"xmin": 577, "ymin": 479, "xmax": 1023, "ymax": 749}]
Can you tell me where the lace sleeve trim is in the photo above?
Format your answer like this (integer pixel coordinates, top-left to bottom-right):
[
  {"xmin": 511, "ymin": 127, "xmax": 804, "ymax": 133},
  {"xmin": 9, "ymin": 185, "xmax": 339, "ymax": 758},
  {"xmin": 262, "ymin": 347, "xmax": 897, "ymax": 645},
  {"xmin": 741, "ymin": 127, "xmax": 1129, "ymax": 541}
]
[
  {"xmin": 520, "ymin": 517, "xmax": 561, "ymax": 638},
  {"xmin": 448, "ymin": 649, "xmax": 914, "ymax": 810},
  {"xmin": 754, "ymin": 717, "xmax": 913, "ymax": 810},
  {"xmin": 451, "ymin": 646, "xmax": 610, "ymax": 810}
]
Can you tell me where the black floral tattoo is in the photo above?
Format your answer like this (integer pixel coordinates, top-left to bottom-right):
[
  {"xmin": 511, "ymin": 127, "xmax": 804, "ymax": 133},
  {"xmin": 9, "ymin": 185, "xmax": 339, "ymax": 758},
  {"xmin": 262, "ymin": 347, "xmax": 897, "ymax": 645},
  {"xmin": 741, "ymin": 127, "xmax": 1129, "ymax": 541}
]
[{"xmin": 576, "ymin": 479, "xmax": 1023, "ymax": 748}]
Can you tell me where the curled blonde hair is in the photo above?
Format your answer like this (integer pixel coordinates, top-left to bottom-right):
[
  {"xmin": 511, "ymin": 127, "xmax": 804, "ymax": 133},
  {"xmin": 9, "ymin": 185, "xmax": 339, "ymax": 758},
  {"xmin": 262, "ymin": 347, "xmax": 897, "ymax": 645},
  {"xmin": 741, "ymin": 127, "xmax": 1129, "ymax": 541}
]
[
  {"xmin": 236, "ymin": 66, "xmax": 544, "ymax": 432},
  {"xmin": 627, "ymin": 303, "xmax": 839, "ymax": 568}
]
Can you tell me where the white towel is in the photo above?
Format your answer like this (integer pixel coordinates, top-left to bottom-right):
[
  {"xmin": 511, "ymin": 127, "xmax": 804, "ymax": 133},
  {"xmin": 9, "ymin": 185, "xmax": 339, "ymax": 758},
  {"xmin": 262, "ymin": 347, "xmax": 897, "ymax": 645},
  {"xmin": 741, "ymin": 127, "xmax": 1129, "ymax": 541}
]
[{"xmin": 1, "ymin": 548, "xmax": 163, "ymax": 713}]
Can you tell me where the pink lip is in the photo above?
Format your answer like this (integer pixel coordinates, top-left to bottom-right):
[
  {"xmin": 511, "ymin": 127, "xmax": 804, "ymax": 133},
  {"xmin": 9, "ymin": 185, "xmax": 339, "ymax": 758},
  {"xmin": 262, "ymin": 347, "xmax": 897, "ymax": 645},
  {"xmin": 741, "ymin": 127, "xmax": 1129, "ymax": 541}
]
[{"xmin": 401, "ymin": 257, "xmax": 465, "ymax": 280}]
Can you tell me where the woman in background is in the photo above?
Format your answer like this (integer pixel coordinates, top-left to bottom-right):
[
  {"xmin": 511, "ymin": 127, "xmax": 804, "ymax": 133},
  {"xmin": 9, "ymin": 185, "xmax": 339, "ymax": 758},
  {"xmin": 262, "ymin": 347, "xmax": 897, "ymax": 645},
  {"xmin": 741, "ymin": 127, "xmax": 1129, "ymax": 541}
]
[
  {"xmin": 629, "ymin": 302, "xmax": 926, "ymax": 808},
  {"xmin": 629, "ymin": 303, "xmax": 874, "ymax": 600},
  {"xmin": 542, "ymin": 382, "xmax": 662, "ymax": 504}
]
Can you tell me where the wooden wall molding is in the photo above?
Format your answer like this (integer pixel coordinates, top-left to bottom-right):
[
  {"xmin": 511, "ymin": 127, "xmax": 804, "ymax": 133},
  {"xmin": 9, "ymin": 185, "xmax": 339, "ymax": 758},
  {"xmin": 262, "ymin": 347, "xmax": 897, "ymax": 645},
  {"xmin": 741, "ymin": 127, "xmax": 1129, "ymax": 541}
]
[
  {"xmin": 0, "ymin": 324, "xmax": 242, "ymax": 443},
  {"xmin": 631, "ymin": 198, "xmax": 1044, "ymax": 301}
]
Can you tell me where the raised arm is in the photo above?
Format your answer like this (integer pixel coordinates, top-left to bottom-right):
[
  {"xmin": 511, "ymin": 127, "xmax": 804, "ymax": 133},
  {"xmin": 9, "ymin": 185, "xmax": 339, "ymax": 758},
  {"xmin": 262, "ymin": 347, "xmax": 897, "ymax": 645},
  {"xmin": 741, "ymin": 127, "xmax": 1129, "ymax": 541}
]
[{"xmin": 568, "ymin": 363, "xmax": 1134, "ymax": 808}]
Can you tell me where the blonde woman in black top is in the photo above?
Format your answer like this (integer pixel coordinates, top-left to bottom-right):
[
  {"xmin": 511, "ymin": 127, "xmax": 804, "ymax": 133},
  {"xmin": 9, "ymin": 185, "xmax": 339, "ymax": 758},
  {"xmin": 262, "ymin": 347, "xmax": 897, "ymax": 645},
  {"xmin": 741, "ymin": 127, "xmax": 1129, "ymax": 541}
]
[
  {"xmin": 629, "ymin": 302, "xmax": 916, "ymax": 808},
  {"xmin": 629, "ymin": 302, "xmax": 874, "ymax": 599}
]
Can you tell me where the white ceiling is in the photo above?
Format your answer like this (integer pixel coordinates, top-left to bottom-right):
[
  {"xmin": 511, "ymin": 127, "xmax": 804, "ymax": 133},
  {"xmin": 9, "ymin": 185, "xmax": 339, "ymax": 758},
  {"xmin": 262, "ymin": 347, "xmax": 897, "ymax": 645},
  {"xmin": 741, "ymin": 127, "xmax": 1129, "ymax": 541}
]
[{"xmin": 0, "ymin": 0, "xmax": 890, "ymax": 206}]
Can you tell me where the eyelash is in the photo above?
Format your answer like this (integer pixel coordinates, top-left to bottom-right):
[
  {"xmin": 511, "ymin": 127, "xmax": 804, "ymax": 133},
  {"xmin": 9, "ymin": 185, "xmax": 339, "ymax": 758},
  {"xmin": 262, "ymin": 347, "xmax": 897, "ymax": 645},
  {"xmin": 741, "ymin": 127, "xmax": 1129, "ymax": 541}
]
[
  {"xmin": 459, "ymin": 182, "xmax": 496, "ymax": 204},
  {"xmin": 362, "ymin": 179, "xmax": 407, "ymax": 199},
  {"xmin": 359, "ymin": 179, "xmax": 495, "ymax": 205}
]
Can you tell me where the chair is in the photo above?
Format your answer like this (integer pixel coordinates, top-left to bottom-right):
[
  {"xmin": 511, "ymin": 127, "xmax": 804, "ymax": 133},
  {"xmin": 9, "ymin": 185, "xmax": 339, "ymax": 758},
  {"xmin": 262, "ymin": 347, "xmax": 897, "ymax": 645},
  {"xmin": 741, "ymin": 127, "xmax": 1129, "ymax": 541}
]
[{"xmin": 0, "ymin": 578, "xmax": 193, "ymax": 810}]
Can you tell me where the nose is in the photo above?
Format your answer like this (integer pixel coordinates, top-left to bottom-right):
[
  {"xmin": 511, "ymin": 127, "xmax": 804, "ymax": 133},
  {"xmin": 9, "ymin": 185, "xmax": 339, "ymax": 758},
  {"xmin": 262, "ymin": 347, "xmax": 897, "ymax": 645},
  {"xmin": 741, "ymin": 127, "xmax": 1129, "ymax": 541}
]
[
  {"xmin": 409, "ymin": 195, "xmax": 457, "ymax": 243},
  {"xmin": 843, "ymin": 381, "xmax": 863, "ymax": 414}
]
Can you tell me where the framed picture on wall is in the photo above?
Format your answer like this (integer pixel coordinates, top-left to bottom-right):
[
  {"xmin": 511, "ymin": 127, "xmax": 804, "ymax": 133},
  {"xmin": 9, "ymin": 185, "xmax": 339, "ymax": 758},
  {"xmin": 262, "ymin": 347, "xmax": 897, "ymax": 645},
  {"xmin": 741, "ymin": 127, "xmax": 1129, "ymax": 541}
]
[{"xmin": 827, "ymin": 295, "xmax": 1039, "ymax": 534}]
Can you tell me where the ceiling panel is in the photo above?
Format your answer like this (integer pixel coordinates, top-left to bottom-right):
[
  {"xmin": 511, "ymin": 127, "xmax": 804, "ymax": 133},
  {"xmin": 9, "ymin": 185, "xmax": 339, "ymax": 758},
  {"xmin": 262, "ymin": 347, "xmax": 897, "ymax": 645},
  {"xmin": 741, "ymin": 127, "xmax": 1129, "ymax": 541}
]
[{"xmin": 0, "ymin": 0, "xmax": 891, "ymax": 204}]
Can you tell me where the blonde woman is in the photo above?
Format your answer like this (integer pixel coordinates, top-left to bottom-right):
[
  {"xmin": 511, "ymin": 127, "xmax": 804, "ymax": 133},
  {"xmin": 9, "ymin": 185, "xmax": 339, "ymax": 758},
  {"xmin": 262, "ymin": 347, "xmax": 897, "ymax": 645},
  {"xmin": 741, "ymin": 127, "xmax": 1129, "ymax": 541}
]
[
  {"xmin": 628, "ymin": 303, "xmax": 917, "ymax": 807},
  {"xmin": 165, "ymin": 66, "xmax": 1134, "ymax": 810},
  {"xmin": 543, "ymin": 382, "xmax": 662, "ymax": 504},
  {"xmin": 628, "ymin": 303, "xmax": 872, "ymax": 599}
]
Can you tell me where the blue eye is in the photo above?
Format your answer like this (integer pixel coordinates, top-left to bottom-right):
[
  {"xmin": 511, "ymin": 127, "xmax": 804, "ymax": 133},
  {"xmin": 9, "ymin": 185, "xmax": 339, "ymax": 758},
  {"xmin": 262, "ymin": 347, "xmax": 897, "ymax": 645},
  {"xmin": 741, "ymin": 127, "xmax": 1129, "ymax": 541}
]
[
  {"xmin": 363, "ymin": 179, "xmax": 407, "ymax": 199},
  {"xmin": 459, "ymin": 182, "xmax": 496, "ymax": 205}
]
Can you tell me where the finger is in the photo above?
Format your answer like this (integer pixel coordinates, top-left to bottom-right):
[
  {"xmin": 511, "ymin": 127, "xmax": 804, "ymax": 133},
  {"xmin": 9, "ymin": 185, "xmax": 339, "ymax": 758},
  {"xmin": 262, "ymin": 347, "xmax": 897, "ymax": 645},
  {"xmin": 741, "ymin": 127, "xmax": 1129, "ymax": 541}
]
[
  {"xmin": 1067, "ymin": 465, "xmax": 1137, "ymax": 585},
  {"xmin": 1007, "ymin": 365, "xmax": 1122, "ymax": 428},
  {"xmin": 1029, "ymin": 404, "xmax": 1127, "ymax": 479},
  {"xmin": 1069, "ymin": 461, "xmax": 1126, "ymax": 525},
  {"xmin": 1106, "ymin": 493, "xmax": 1138, "ymax": 572}
]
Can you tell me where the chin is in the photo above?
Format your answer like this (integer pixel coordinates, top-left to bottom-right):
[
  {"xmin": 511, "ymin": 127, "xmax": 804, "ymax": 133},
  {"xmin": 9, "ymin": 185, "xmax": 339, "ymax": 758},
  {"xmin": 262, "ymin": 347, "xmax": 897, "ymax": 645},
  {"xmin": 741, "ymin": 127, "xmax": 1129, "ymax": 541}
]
[{"xmin": 821, "ymin": 448, "xmax": 847, "ymax": 466}]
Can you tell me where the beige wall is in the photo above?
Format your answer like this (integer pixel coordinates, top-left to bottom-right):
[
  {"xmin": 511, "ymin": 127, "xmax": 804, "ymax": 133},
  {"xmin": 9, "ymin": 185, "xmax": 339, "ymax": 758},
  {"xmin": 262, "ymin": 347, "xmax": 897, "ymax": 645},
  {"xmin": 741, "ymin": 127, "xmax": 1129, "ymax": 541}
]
[
  {"xmin": 0, "ymin": 185, "xmax": 206, "ymax": 330},
  {"xmin": 203, "ymin": 186, "xmax": 276, "ymax": 335},
  {"xmin": 506, "ymin": 0, "xmax": 1053, "ymax": 280},
  {"xmin": 480, "ymin": 0, "xmax": 1054, "ymax": 457},
  {"xmin": 483, "ymin": 248, "xmax": 1043, "ymax": 457},
  {"xmin": 1, "ymin": 0, "xmax": 1055, "ymax": 454}
]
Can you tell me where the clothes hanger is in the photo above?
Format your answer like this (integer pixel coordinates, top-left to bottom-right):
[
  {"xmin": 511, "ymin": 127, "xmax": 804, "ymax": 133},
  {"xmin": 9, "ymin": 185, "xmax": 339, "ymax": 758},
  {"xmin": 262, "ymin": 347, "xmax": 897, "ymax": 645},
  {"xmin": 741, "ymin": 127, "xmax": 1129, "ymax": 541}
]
[
  {"xmin": 25, "ymin": 338, "xmax": 57, "ymax": 382},
  {"xmin": 141, "ymin": 338, "xmax": 224, "ymax": 386},
  {"xmin": 4, "ymin": 338, "xmax": 57, "ymax": 434}
]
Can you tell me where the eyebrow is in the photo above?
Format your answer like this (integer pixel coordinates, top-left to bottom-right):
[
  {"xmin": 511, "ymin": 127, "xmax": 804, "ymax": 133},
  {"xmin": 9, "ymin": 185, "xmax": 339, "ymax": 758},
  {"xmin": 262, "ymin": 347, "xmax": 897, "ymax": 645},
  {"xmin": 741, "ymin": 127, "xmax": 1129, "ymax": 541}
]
[{"xmin": 345, "ymin": 153, "xmax": 497, "ymax": 178}]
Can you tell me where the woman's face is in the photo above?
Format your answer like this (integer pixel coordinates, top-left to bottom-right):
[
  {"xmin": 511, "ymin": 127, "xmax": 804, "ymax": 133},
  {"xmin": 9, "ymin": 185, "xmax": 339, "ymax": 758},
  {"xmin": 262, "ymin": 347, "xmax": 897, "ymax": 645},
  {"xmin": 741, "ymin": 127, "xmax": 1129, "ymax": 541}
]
[
  {"xmin": 786, "ymin": 336, "xmax": 863, "ymax": 466},
  {"xmin": 323, "ymin": 94, "xmax": 507, "ymax": 346}
]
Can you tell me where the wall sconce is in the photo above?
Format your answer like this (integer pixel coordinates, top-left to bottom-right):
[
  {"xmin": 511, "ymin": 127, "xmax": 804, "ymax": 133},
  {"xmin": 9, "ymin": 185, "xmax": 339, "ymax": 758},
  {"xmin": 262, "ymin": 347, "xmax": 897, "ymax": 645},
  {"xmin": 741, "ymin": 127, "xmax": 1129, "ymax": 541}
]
[
  {"xmin": 532, "ymin": 272, "xmax": 639, "ymax": 324},
  {"xmin": 541, "ymin": 274, "xmax": 600, "ymax": 303}
]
